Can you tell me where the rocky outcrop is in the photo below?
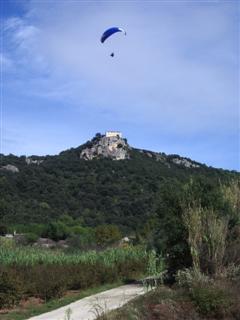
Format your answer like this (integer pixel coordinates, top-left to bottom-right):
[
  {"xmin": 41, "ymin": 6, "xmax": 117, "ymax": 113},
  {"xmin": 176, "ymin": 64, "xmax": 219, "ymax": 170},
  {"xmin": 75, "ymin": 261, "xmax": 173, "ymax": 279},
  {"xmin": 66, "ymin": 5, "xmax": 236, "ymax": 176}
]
[
  {"xmin": 137, "ymin": 149, "xmax": 200, "ymax": 168},
  {"xmin": 171, "ymin": 157, "xmax": 200, "ymax": 168},
  {"xmin": 25, "ymin": 157, "xmax": 44, "ymax": 165},
  {"xmin": 1, "ymin": 164, "xmax": 19, "ymax": 173},
  {"xmin": 80, "ymin": 133, "xmax": 130, "ymax": 161}
]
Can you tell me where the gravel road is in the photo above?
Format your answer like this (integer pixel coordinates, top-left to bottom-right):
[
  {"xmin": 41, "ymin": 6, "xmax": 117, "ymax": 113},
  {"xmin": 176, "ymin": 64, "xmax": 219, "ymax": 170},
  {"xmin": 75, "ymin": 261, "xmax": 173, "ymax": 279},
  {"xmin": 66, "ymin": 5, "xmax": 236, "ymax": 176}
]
[{"xmin": 27, "ymin": 284, "xmax": 145, "ymax": 320}]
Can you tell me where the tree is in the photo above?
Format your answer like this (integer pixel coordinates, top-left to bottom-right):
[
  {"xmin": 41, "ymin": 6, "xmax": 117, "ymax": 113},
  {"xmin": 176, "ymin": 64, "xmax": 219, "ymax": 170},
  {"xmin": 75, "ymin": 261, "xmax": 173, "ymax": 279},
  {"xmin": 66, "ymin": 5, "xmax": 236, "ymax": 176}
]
[
  {"xmin": 95, "ymin": 225, "xmax": 121, "ymax": 248},
  {"xmin": 43, "ymin": 222, "xmax": 69, "ymax": 241},
  {"xmin": 58, "ymin": 214, "xmax": 75, "ymax": 226},
  {"xmin": 0, "ymin": 224, "xmax": 7, "ymax": 236}
]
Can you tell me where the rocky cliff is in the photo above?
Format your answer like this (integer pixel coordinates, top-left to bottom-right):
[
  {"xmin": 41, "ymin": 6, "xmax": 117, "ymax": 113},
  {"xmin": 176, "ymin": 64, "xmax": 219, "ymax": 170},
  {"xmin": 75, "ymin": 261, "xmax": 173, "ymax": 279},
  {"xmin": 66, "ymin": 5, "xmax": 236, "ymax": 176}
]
[
  {"xmin": 80, "ymin": 133, "xmax": 130, "ymax": 160},
  {"xmin": 1, "ymin": 164, "xmax": 19, "ymax": 173},
  {"xmin": 79, "ymin": 132, "xmax": 201, "ymax": 168}
]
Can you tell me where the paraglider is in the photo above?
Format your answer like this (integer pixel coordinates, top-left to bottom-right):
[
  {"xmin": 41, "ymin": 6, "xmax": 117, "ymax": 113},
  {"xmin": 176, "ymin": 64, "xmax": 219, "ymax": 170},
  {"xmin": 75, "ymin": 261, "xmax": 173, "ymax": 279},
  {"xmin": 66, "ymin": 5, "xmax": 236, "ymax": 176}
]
[{"xmin": 100, "ymin": 27, "xmax": 126, "ymax": 57}]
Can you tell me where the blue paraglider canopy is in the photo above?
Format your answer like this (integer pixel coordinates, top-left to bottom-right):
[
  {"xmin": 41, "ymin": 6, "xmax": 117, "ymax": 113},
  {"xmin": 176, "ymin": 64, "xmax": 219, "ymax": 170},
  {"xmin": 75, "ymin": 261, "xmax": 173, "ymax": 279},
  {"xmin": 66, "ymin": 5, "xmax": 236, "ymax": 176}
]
[{"xmin": 101, "ymin": 27, "xmax": 126, "ymax": 43}]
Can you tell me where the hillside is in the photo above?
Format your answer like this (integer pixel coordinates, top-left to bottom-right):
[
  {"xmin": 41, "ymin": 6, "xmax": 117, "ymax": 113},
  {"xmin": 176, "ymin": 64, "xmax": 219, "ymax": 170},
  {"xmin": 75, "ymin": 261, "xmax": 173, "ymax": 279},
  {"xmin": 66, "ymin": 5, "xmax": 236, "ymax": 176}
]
[{"xmin": 0, "ymin": 132, "xmax": 238, "ymax": 232}]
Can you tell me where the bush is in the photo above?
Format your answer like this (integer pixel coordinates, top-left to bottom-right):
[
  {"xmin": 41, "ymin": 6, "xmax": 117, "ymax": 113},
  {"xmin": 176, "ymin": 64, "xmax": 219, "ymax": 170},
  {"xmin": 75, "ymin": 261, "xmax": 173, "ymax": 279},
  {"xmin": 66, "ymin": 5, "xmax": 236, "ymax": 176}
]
[
  {"xmin": 26, "ymin": 265, "xmax": 67, "ymax": 301},
  {"xmin": 176, "ymin": 268, "xmax": 212, "ymax": 288},
  {"xmin": 190, "ymin": 285, "xmax": 232, "ymax": 317},
  {"xmin": 95, "ymin": 225, "xmax": 122, "ymax": 248},
  {"xmin": 43, "ymin": 222, "xmax": 70, "ymax": 241},
  {"xmin": 0, "ymin": 237, "xmax": 15, "ymax": 249},
  {"xmin": 66, "ymin": 231, "xmax": 95, "ymax": 251},
  {"xmin": 225, "ymin": 226, "xmax": 240, "ymax": 265},
  {"xmin": 218, "ymin": 264, "xmax": 240, "ymax": 281},
  {"xmin": 0, "ymin": 224, "xmax": 8, "ymax": 236},
  {"xmin": 0, "ymin": 269, "xmax": 22, "ymax": 308},
  {"xmin": 176, "ymin": 268, "xmax": 235, "ymax": 317},
  {"xmin": 25, "ymin": 232, "xmax": 39, "ymax": 245}
]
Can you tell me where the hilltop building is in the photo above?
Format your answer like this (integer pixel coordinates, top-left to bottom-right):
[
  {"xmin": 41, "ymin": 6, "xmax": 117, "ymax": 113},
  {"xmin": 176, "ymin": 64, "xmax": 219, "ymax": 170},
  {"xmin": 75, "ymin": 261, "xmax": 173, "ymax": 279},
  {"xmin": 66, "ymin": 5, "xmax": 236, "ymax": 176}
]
[{"xmin": 105, "ymin": 131, "xmax": 122, "ymax": 138}]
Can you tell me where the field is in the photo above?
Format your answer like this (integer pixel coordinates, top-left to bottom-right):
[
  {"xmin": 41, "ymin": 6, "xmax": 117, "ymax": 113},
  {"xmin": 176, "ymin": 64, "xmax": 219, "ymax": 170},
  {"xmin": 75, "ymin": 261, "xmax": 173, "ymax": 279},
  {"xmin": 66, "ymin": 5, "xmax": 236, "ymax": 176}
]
[
  {"xmin": 0, "ymin": 240, "xmax": 152, "ymax": 311},
  {"xmin": 0, "ymin": 241, "xmax": 147, "ymax": 266}
]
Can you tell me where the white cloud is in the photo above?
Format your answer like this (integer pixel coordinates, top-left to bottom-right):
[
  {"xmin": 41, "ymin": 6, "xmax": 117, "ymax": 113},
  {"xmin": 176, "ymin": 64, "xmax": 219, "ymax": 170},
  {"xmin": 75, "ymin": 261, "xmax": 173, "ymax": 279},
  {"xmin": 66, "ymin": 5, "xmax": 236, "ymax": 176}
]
[
  {"xmin": 4, "ymin": 16, "xmax": 39, "ymax": 45},
  {"xmin": 1, "ymin": 53, "xmax": 14, "ymax": 70}
]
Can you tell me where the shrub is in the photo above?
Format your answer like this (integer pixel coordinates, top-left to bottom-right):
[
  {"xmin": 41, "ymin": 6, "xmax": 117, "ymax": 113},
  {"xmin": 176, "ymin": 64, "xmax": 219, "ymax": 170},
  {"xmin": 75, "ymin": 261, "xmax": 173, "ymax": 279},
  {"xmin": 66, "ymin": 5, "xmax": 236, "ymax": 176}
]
[
  {"xmin": 190, "ymin": 285, "xmax": 232, "ymax": 317},
  {"xmin": 176, "ymin": 268, "xmax": 235, "ymax": 317},
  {"xmin": 26, "ymin": 265, "xmax": 67, "ymax": 301},
  {"xmin": 95, "ymin": 225, "xmax": 122, "ymax": 248},
  {"xmin": 43, "ymin": 222, "xmax": 70, "ymax": 241},
  {"xmin": 0, "ymin": 237, "xmax": 15, "ymax": 249},
  {"xmin": 25, "ymin": 232, "xmax": 39, "ymax": 245},
  {"xmin": 0, "ymin": 269, "xmax": 22, "ymax": 308},
  {"xmin": 176, "ymin": 268, "xmax": 212, "ymax": 288},
  {"xmin": 66, "ymin": 232, "xmax": 95, "ymax": 251},
  {"xmin": 0, "ymin": 224, "xmax": 8, "ymax": 236},
  {"xmin": 218, "ymin": 264, "xmax": 240, "ymax": 281},
  {"xmin": 225, "ymin": 226, "xmax": 240, "ymax": 265},
  {"xmin": 64, "ymin": 263, "xmax": 102, "ymax": 290}
]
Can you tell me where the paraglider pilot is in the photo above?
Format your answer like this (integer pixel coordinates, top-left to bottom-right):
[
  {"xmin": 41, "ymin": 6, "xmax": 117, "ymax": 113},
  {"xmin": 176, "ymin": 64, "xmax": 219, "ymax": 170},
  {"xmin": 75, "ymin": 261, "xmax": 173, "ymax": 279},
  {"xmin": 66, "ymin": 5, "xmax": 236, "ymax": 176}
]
[{"xmin": 101, "ymin": 27, "xmax": 126, "ymax": 58}]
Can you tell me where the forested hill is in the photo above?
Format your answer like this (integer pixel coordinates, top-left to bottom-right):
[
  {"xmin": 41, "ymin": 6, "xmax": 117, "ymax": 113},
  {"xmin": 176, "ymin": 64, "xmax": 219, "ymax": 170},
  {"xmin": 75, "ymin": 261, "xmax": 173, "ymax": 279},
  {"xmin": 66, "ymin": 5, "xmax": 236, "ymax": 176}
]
[{"xmin": 0, "ymin": 133, "xmax": 238, "ymax": 231}]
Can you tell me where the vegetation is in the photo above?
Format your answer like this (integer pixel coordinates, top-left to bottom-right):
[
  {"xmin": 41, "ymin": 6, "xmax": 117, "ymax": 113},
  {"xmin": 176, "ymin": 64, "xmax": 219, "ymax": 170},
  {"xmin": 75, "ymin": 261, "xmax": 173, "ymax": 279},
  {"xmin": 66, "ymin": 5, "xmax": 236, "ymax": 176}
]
[
  {"xmin": 0, "ymin": 243, "xmax": 150, "ymax": 308},
  {"xmin": 183, "ymin": 205, "xmax": 228, "ymax": 274},
  {"xmin": 96, "ymin": 280, "xmax": 240, "ymax": 320},
  {"xmin": 1, "ymin": 137, "xmax": 239, "ymax": 318},
  {"xmin": 0, "ymin": 242, "xmax": 146, "ymax": 266},
  {"xmin": 1, "ymin": 142, "xmax": 238, "ymax": 273},
  {"xmin": 96, "ymin": 179, "xmax": 240, "ymax": 319},
  {"xmin": 0, "ymin": 138, "xmax": 237, "ymax": 233}
]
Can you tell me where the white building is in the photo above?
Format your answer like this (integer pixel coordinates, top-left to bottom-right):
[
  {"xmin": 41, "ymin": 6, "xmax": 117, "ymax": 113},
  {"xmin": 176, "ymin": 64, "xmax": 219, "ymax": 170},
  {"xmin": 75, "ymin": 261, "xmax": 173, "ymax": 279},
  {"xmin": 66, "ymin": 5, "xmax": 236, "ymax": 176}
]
[{"xmin": 105, "ymin": 131, "xmax": 122, "ymax": 138}]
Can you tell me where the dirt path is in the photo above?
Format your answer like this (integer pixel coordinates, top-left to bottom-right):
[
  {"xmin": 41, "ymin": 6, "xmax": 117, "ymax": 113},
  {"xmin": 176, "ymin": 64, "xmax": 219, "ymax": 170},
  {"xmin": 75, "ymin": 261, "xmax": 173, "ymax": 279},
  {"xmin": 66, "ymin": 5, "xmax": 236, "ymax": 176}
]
[{"xmin": 27, "ymin": 284, "xmax": 145, "ymax": 320}]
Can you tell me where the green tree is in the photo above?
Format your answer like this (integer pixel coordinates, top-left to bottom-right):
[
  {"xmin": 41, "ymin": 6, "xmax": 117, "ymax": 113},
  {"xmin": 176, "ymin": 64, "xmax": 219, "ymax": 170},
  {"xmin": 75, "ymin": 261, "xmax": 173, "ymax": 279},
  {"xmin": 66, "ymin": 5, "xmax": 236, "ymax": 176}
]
[
  {"xmin": 95, "ymin": 225, "xmax": 122, "ymax": 247},
  {"xmin": 0, "ymin": 224, "xmax": 8, "ymax": 236},
  {"xmin": 43, "ymin": 222, "xmax": 69, "ymax": 241},
  {"xmin": 58, "ymin": 214, "xmax": 75, "ymax": 226},
  {"xmin": 25, "ymin": 232, "xmax": 39, "ymax": 245}
]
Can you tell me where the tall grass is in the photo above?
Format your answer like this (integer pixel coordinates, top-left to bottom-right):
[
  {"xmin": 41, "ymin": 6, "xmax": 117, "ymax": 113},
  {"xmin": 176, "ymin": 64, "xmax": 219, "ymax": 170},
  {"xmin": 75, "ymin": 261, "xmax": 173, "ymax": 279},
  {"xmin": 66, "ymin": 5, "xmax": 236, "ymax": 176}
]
[
  {"xmin": 183, "ymin": 204, "xmax": 228, "ymax": 275},
  {"xmin": 0, "ymin": 243, "xmax": 147, "ymax": 267}
]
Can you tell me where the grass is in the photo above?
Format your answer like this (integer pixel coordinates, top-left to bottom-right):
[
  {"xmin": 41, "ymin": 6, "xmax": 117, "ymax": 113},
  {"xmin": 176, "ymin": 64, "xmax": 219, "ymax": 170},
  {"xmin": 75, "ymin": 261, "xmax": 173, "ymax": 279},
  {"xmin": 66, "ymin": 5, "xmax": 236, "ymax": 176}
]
[
  {"xmin": 0, "ymin": 282, "xmax": 123, "ymax": 320},
  {"xmin": 0, "ymin": 242, "xmax": 147, "ymax": 267}
]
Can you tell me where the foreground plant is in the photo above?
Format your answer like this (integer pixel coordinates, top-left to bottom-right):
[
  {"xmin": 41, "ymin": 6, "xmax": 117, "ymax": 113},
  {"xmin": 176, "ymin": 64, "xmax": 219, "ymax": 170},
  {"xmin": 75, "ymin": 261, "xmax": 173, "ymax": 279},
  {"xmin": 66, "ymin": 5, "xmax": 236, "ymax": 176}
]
[
  {"xmin": 64, "ymin": 308, "xmax": 73, "ymax": 320},
  {"xmin": 183, "ymin": 203, "xmax": 228, "ymax": 275}
]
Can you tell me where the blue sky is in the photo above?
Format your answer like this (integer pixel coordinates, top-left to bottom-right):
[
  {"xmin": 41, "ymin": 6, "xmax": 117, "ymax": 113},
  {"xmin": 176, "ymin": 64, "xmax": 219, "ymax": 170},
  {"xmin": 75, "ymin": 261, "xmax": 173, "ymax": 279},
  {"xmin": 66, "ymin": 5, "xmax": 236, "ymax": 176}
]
[{"xmin": 1, "ymin": 0, "xmax": 239, "ymax": 170}]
